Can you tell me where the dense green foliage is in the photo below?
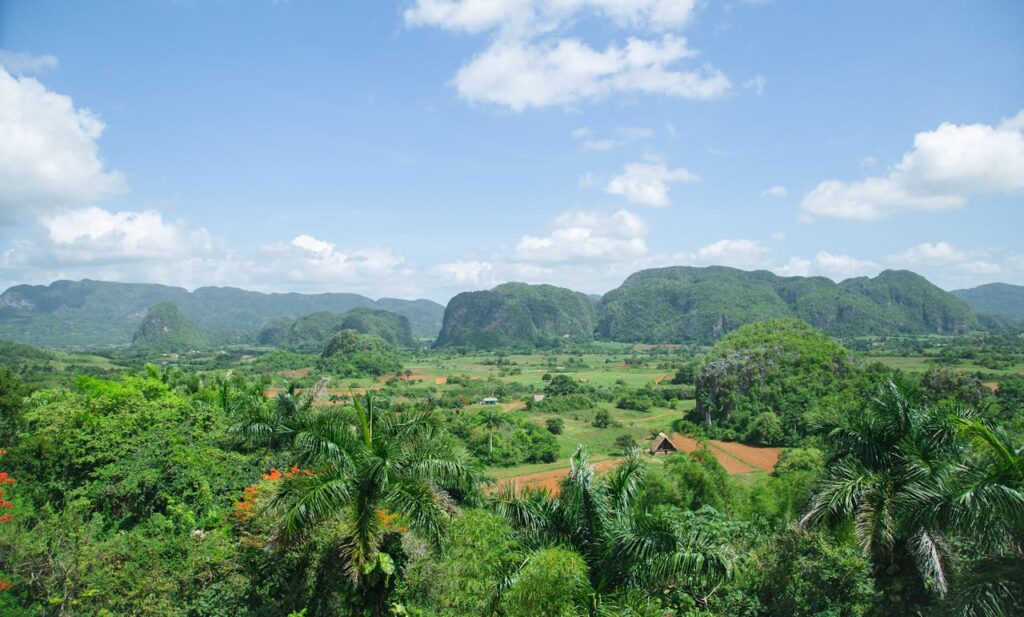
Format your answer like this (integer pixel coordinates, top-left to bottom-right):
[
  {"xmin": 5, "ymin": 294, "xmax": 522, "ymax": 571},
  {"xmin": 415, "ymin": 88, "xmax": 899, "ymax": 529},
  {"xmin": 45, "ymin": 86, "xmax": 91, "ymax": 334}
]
[
  {"xmin": 264, "ymin": 308, "xmax": 416, "ymax": 351},
  {"xmin": 693, "ymin": 319, "xmax": 858, "ymax": 444},
  {"xmin": 131, "ymin": 301, "xmax": 210, "ymax": 350},
  {"xmin": 0, "ymin": 279, "xmax": 444, "ymax": 347},
  {"xmin": 953, "ymin": 282, "xmax": 1024, "ymax": 320},
  {"xmin": 316, "ymin": 330, "xmax": 403, "ymax": 377},
  {"xmin": 436, "ymin": 283, "xmax": 597, "ymax": 349},
  {"xmin": 0, "ymin": 330, "xmax": 1020, "ymax": 616},
  {"xmin": 597, "ymin": 266, "xmax": 978, "ymax": 343}
]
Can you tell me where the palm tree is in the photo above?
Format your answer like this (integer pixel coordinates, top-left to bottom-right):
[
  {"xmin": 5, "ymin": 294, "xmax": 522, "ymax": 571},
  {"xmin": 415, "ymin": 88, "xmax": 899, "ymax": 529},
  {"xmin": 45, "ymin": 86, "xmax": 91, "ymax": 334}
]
[
  {"xmin": 228, "ymin": 378, "xmax": 321, "ymax": 450},
  {"xmin": 801, "ymin": 379, "xmax": 968, "ymax": 609},
  {"xmin": 479, "ymin": 409, "xmax": 504, "ymax": 455},
  {"xmin": 246, "ymin": 392, "xmax": 482, "ymax": 615},
  {"xmin": 943, "ymin": 418, "xmax": 1024, "ymax": 617},
  {"xmin": 492, "ymin": 447, "xmax": 733, "ymax": 609}
]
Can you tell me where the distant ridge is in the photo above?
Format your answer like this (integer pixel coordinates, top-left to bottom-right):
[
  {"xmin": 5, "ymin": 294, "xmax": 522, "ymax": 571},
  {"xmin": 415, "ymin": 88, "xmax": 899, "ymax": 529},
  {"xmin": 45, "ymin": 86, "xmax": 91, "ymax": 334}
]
[
  {"xmin": 435, "ymin": 267, "xmax": 983, "ymax": 349},
  {"xmin": 597, "ymin": 267, "xmax": 977, "ymax": 343},
  {"xmin": 952, "ymin": 282, "xmax": 1024, "ymax": 321},
  {"xmin": 0, "ymin": 279, "xmax": 445, "ymax": 348}
]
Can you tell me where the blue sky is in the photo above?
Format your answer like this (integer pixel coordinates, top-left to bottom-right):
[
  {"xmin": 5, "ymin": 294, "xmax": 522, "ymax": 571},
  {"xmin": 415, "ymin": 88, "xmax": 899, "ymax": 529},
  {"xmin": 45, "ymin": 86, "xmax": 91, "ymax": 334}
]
[{"xmin": 0, "ymin": 0, "xmax": 1022, "ymax": 301}]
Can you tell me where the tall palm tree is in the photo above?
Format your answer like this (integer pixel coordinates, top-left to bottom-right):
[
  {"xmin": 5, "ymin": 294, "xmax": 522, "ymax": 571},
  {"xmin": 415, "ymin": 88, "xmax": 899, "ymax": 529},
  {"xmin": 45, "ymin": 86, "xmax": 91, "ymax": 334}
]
[
  {"xmin": 943, "ymin": 418, "xmax": 1024, "ymax": 617},
  {"xmin": 492, "ymin": 447, "xmax": 733, "ymax": 608},
  {"xmin": 228, "ymin": 378, "xmax": 322, "ymax": 450},
  {"xmin": 801, "ymin": 379, "xmax": 968, "ymax": 608},
  {"xmin": 247, "ymin": 392, "xmax": 482, "ymax": 615}
]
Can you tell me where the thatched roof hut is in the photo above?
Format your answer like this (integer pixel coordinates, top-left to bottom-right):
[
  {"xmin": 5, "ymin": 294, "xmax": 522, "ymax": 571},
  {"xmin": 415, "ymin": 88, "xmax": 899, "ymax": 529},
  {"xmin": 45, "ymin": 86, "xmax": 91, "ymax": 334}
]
[{"xmin": 649, "ymin": 432, "xmax": 679, "ymax": 455}]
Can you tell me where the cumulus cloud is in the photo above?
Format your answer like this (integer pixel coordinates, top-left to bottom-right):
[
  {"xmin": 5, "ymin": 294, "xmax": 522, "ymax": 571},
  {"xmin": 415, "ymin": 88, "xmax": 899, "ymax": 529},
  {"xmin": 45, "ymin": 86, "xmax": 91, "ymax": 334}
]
[
  {"xmin": 405, "ymin": 0, "xmax": 699, "ymax": 36},
  {"xmin": 801, "ymin": 110, "xmax": 1024, "ymax": 220},
  {"xmin": 453, "ymin": 35, "xmax": 729, "ymax": 111},
  {"xmin": 0, "ymin": 50, "xmax": 59, "ymax": 74},
  {"xmin": 761, "ymin": 185, "xmax": 787, "ymax": 198},
  {"xmin": 515, "ymin": 209, "xmax": 648, "ymax": 262},
  {"xmin": 432, "ymin": 259, "xmax": 495, "ymax": 286},
  {"xmin": 887, "ymin": 241, "xmax": 968, "ymax": 266},
  {"xmin": 0, "ymin": 67, "xmax": 128, "ymax": 221},
  {"xmin": 774, "ymin": 256, "xmax": 812, "ymax": 277},
  {"xmin": 695, "ymin": 238, "xmax": 771, "ymax": 269},
  {"xmin": 0, "ymin": 209, "xmax": 421, "ymax": 296},
  {"xmin": 813, "ymin": 251, "xmax": 880, "ymax": 278},
  {"xmin": 406, "ymin": 0, "xmax": 728, "ymax": 110},
  {"xmin": 604, "ymin": 160, "xmax": 699, "ymax": 206}
]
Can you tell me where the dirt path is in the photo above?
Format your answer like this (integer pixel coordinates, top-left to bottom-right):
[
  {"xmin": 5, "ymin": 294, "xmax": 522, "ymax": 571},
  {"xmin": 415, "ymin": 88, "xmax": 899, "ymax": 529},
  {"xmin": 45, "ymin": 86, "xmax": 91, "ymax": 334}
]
[{"xmin": 497, "ymin": 458, "xmax": 624, "ymax": 495}]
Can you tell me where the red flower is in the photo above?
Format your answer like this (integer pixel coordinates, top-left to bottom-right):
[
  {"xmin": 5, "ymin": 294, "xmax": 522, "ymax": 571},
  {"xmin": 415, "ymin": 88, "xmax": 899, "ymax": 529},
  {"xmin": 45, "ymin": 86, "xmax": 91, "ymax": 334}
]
[{"xmin": 0, "ymin": 580, "xmax": 10, "ymax": 592}]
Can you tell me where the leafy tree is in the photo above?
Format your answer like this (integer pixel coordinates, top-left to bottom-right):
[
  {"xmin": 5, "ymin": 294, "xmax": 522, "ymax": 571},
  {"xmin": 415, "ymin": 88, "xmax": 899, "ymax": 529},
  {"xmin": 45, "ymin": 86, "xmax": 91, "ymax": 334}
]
[
  {"xmin": 745, "ymin": 411, "xmax": 784, "ymax": 446},
  {"xmin": 502, "ymin": 547, "xmax": 592, "ymax": 617},
  {"xmin": 253, "ymin": 393, "xmax": 481, "ymax": 615},
  {"xmin": 740, "ymin": 529, "xmax": 877, "ymax": 617},
  {"xmin": 546, "ymin": 418, "xmax": 565, "ymax": 435},
  {"xmin": 592, "ymin": 409, "xmax": 612, "ymax": 428},
  {"xmin": 614, "ymin": 434, "xmax": 637, "ymax": 453},
  {"xmin": 545, "ymin": 374, "xmax": 584, "ymax": 397},
  {"xmin": 492, "ymin": 448, "xmax": 733, "ymax": 605},
  {"xmin": 802, "ymin": 380, "xmax": 963, "ymax": 613}
]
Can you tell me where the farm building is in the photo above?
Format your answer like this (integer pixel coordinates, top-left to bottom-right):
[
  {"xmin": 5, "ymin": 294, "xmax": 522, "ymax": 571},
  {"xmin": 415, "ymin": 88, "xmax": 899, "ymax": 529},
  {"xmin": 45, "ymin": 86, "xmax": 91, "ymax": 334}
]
[
  {"xmin": 649, "ymin": 432, "xmax": 680, "ymax": 455},
  {"xmin": 480, "ymin": 396, "xmax": 499, "ymax": 405},
  {"xmin": 533, "ymin": 393, "xmax": 545, "ymax": 402}
]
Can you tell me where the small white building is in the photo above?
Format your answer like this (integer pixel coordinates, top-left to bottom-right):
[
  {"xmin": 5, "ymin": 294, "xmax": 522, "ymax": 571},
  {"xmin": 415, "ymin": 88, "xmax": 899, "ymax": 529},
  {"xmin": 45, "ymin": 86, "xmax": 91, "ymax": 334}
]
[
  {"xmin": 481, "ymin": 396, "xmax": 499, "ymax": 405},
  {"xmin": 533, "ymin": 393, "xmax": 546, "ymax": 402}
]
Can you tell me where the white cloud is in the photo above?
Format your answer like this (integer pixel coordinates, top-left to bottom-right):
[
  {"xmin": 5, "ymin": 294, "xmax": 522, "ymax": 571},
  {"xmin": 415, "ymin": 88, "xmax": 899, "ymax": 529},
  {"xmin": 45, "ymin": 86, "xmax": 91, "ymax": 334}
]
[
  {"xmin": 0, "ymin": 67, "xmax": 128, "ymax": 221},
  {"xmin": 887, "ymin": 241, "xmax": 967, "ymax": 266},
  {"xmin": 515, "ymin": 209, "xmax": 648, "ymax": 262},
  {"xmin": 404, "ymin": 0, "xmax": 699, "ymax": 36},
  {"xmin": 695, "ymin": 238, "xmax": 770, "ymax": 269},
  {"xmin": 774, "ymin": 256, "xmax": 811, "ymax": 277},
  {"xmin": 38, "ymin": 207, "xmax": 213, "ymax": 261},
  {"xmin": 802, "ymin": 110, "xmax": 1024, "ymax": 220},
  {"xmin": 0, "ymin": 50, "xmax": 59, "ymax": 74},
  {"xmin": 407, "ymin": 1, "xmax": 727, "ymax": 111},
  {"xmin": 604, "ymin": 160, "xmax": 699, "ymax": 206},
  {"xmin": 761, "ymin": 185, "xmax": 787, "ymax": 198},
  {"xmin": 432, "ymin": 259, "xmax": 494, "ymax": 285},
  {"xmin": 454, "ymin": 35, "xmax": 729, "ymax": 111},
  {"xmin": 813, "ymin": 251, "xmax": 880, "ymax": 278}
]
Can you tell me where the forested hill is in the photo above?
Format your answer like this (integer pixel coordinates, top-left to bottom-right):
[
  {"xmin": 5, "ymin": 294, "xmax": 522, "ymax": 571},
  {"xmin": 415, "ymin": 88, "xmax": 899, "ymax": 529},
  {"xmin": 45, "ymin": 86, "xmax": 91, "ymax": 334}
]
[
  {"xmin": 596, "ymin": 267, "xmax": 978, "ymax": 342},
  {"xmin": 0, "ymin": 279, "xmax": 444, "ymax": 348},
  {"xmin": 259, "ymin": 307, "xmax": 416, "ymax": 349},
  {"xmin": 953, "ymin": 282, "xmax": 1024, "ymax": 320},
  {"xmin": 131, "ymin": 301, "xmax": 209, "ymax": 351},
  {"xmin": 435, "ymin": 282, "xmax": 597, "ymax": 348}
]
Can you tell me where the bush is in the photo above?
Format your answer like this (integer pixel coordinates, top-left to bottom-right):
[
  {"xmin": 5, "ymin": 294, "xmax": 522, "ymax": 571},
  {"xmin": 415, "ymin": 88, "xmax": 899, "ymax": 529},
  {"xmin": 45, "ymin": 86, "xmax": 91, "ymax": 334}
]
[
  {"xmin": 546, "ymin": 418, "xmax": 565, "ymax": 435},
  {"xmin": 614, "ymin": 434, "xmax": 637, "ymax": 453},
  {"xmin": 502, "ymin": 548, "xmax": 592, "ymax": 617},
  {"xmin": 591, "ymin": 409, "xmax": 613, "ymax": 428}
]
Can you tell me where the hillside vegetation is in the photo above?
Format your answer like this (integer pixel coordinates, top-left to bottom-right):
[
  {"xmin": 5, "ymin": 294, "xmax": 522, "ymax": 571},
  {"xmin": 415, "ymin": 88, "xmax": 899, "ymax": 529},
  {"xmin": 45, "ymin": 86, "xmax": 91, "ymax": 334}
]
[
  {"xmin": 435, "ymin": 282, "xmax": 597, "ymax": 349},
  {"xmin": 598, "ymin": 266, "xmax": 977, "ymax": 342},
  {"xmin": 131, "ymin": 302, "xmax": 208, "ymax": 351},
  {"xmin": 0, "ymin": 279, "xmax": 444, "ymax": 347},
  {"xmin": 260, "ymin": 307, "xmax": 415, "ymax": 350},
  {"xmin": 692, "ymin": 318, "xmax": 860, "ymax": 444}
]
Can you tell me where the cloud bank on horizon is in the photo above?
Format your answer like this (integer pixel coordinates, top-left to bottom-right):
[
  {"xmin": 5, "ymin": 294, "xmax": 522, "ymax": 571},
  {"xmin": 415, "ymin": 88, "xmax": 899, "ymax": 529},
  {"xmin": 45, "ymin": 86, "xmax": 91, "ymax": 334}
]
[{"xmin": 0, "ymin": 1, "xmax": 1022, "ymax": 301}]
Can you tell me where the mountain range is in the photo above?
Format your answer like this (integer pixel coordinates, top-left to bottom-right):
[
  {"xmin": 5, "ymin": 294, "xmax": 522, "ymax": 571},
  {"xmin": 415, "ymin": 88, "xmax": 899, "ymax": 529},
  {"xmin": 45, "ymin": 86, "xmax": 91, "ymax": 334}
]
[
  {"xmin": 0, "ymin": 279, "xmax": 444, "ymax": 348},
  {"xmin": 0, "ymin": 271, "xmax": 1019, "ymax": 350}
]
